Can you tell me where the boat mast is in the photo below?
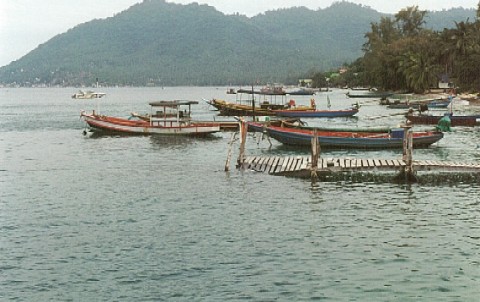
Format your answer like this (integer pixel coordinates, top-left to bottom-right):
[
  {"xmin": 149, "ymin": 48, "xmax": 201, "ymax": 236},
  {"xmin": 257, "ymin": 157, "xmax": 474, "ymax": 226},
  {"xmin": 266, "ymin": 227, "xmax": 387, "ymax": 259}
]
[
  {"xmin": 95, "ymin": 77, "xmax": 100, "ymax": 114},
  {"xmin": 251, "ymin": 84, "xmax": 255, "ymax": 120}
]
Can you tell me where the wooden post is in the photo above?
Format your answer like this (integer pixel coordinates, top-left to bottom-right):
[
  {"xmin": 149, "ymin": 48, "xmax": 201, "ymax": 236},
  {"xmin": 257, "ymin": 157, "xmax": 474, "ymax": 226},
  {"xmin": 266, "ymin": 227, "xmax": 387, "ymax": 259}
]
[
  {"xmin": 400, "ymin": 125, "xmax": 417, "ymax": 182},
  {"xmin": 251, "ymin": 84, "xmax": 255, "ymax": 119},
  {"xmin": 225, "ymin": 131, "xmax": 238, "ymax": 171},
  {"xmin": 310, "ymin": 129, "xmax": 320, "ymax": 179},
  {"xmin": 262, "ymin": 123, "xmax": 273, "ymax": 148},
  {"xmin": 237, "ymin": 118, "xmax": 248, "ymax": 168}
]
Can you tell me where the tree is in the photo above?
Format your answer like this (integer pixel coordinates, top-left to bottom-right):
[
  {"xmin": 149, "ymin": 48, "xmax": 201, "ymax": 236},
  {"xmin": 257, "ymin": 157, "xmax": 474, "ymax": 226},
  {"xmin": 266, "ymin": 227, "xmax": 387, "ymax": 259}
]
[
  {"xmin": 398, "ymin": 51, "xmax": 441, "ymax": 93},
  {"xmin": 395, "ymin": 6, "xmax": 427, "ymax": 36}
]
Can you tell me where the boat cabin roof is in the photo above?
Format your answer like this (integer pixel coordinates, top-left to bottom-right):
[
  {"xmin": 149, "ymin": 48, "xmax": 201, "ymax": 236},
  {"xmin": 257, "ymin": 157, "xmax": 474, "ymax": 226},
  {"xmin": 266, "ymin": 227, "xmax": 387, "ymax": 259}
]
[{"xmin": 149, "ymin": 100, "xmax": 199, "ymax": 107}]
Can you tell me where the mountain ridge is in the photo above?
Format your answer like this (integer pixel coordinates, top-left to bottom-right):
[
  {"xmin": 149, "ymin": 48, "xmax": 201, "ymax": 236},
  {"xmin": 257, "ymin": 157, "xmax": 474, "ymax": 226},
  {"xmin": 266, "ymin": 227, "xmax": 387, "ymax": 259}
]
[{"xmin": 0, "ymin": 0, "xmax": 476, "ymax": 86}]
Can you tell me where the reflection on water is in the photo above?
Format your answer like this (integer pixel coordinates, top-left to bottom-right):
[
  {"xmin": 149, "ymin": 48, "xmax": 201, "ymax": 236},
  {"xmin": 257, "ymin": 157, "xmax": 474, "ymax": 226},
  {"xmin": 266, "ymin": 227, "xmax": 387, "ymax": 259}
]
[
  {"xmin": 149, "ymin": 133, "xmax": 222, "ymax": 144},
  {"xmin": 1, "ymin": 87, "xmax": 480, "ymax": 301}
]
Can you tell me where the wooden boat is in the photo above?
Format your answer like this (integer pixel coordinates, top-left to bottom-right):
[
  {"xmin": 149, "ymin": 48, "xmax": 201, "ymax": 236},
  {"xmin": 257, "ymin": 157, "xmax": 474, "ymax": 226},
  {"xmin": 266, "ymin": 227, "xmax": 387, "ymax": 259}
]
[
  {"xmin": 207, "ymin": 98, "xmax": 278, "ymax": 116},
  {"xmin": 285, "ymin": 87, "xmax": 316, "ymax": 95},
  {"xmin": 346, "ymin": 91, "xmax": 393, "ymax": 99},
  {"xmin": 72, "ymin": 90, "xmax": 106, "ymax": 99},
  {"xmin": 236, "ymin": 84, "xmax": 287, "ymax": 96},
  {"xmin": 208, "ymin": 97, "xmax": 358, "ymax": 118},
  {"xmin": 274, "ymin": 120, "xmax": 395, "ymax": 133},
  {"xmin": 406, "ymin": 113, "xmax": 480, "ymax": 127},
  {"xmin": 386, "ymin": 98, "xmax": 451, "ymax": 109},
  {"xmin": 248, "ymin": 122, "xmax": 443, "ymax": 149},
  {"xmin": 387, "ymin": 101, "xmax": 450, "ymax": 110},
  {"xmin": 272, "ymin": 106, "xmax": 359, "ymax": 118},
  {"xmin": 81, "ymin": 100, "xmax": 220, "ymax": 135},
  {"xmin": 427, "ymin": 98, "xmax": 451, "ymax": 108},
  {"xmin": 131, "ymin": 111, "xmax": 300, "ymax": 132}
]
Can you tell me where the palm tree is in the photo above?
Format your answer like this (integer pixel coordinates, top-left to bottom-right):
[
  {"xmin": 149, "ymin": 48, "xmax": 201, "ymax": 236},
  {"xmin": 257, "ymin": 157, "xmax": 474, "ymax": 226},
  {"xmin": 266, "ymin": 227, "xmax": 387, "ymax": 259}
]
[
  {"xmin": 451, "ymin": 21, "xmax": 470, "ymax": 56},
  {"xmin": 395, "ymin": 6, "xmax": 427, "ymax": 36},
  {"xmin": 398, "ymin": 51, "xmax": 440, "ymax": 93}
]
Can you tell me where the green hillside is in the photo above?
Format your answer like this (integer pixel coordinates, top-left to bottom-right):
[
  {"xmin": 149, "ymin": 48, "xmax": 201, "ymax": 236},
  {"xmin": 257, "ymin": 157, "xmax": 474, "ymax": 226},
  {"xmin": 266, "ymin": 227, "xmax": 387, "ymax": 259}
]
[{"xmin": 0, "ymin": 0, "xmax": 475, "ymax": 86}]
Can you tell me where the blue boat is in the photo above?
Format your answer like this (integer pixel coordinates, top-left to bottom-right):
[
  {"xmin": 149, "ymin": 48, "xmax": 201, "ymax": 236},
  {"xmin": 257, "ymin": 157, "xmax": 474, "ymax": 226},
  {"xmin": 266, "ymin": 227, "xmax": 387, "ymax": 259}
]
[
  {"xmin": 386, "ymin": 97, "xmax": 451, "ymax": 109},
  {"xmin": 406, "ymin": 113, "xmax": 480, "ymax": 127},
  {"xmin": 426, "ymin": 99, "xmax": 451, "ymax": 108},
  {"xmin": 272, "ymin": 106, "xmax": 359, "ymax": 118},
  {"xmin": 252, "ymin": 123, "xmax": 443, "ymax": 149},
  {"xmin": 346, "ymin": 91, "xmax": 394, "ymax": 99}
]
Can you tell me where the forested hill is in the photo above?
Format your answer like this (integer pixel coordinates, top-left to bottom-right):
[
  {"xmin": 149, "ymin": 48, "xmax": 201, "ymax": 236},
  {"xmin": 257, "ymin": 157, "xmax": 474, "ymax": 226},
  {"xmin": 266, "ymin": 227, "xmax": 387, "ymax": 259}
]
[{"xmin": 0, "ymin": 0, "xmax": 475, "ymax": 87}]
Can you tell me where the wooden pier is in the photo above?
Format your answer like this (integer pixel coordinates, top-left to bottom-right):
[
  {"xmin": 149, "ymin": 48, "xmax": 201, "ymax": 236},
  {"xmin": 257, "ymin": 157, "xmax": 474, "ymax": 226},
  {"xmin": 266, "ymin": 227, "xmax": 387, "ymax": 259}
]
[
  {"xmin": 240, "ymin": 155, "xmax": 480, "ymax": 178},
  {"xmin": 226, "ymin": 120, "xmax": 480, "ymax": 182}
]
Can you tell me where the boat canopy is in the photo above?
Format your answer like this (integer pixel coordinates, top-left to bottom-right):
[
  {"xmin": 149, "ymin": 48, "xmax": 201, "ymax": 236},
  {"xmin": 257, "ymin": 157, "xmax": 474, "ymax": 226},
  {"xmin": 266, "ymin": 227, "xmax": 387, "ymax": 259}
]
[{"xmin": 149, "ymin": 100, "xmax": 199, "ymax": 107}]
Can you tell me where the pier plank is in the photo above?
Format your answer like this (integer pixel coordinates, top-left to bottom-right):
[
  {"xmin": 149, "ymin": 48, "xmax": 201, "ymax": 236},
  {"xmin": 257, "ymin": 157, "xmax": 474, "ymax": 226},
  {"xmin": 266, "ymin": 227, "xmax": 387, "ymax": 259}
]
[
  {"xmin": 295, "ymin": 157, "xmax": 303, "ymax": 171},
  {"xmin": 287, "ymin": 157, "xmax": 297, "ymax": 172},
  {"xmin": 281, "ymin": 157, "xmax": 292, "ymax": 172},
  {"xmin": 263, "ymin": 156, "xmax": 274, "ymax": 172},
  {"xmin": 345, "ymin": 159, "xmax": 351, "ymax": 168},
  {"xmin": 269, "ymin": 157, "xmax": 280, "ymax": 174},
  {"xmin": 255, "ymin": 157, "xmax": 265, "ymax": 171},
  {"xmin": 274, "ymin": 158, "xmax": 284, "ymax": 173},
  {"xmin": 300, "ymin": 157, "xmax": 309, "ymax": 170},
  {"xmin": 321, "ymin": 159, "xmax": 327, "ymax": 169},
  {"xmin": 241, "ymin": 154, "xmax": 480, "ymax": 179}
]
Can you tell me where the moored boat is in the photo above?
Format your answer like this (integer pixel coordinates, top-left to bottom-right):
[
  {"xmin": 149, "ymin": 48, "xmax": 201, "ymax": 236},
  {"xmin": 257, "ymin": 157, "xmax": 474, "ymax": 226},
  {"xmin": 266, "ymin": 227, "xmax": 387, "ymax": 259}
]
[
  {"xmin": 406, "ymin": 113, "xmax": 480, "ymax": 127},
  {"xmin": 249, "ymin": 122, "xmax": 443, "ymax": 149},
  {"xmin": 81, "ymin": 100, "xmax": 220, "ymax": 135},
  {"xmin": 346, "ymin": 91, "xmax": 394, "ymax": 99},
  {"xmin": 272, "ymin": 106, "xmax": 359, "ymax": 118},
  {"xmin": 72, "ymin": 90, "xmax": 106, "ymax": 99},
  {"xmin": 427, "ymin": 98, "xmax": 452, "ymax": 108},
  {"xmin": 207, "ymin": 97, "xmax": 359, "ymax": 118},
  {"xmin": 207, "ymin": 98, "xmax": 278, "ymax": 116},
  {"xmin": 285, "ymin": 87, "xmax": 316, "ymax": 95}
]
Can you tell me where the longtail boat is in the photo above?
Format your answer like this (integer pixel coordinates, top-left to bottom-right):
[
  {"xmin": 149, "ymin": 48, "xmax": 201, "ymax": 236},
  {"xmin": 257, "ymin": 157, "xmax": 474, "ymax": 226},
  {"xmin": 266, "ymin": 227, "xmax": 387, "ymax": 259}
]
[
  {"xmin": 346, "ymin": 91, "xmax": 394, "ymax": 99},
  {"xmin": 406, "ymin": 113, "xmax": 480, "ymax": 127},
  {"xmin": 207, "ymin": 98, "xmax": 359, "ymax": 118},
  {"xmin": 81, "ymin": 100, "xmax": 220, "ymax": 135},
  {"xmin": 206, "ymin": 98, "xmax": 277, "ymax": 116},
  {"xmin": 272, "ymin": 106, "xmax": 358, "ymax": 118},
  {"xmin": 248, "ymin": 122, "xmax": 443, "ymax": 149}
]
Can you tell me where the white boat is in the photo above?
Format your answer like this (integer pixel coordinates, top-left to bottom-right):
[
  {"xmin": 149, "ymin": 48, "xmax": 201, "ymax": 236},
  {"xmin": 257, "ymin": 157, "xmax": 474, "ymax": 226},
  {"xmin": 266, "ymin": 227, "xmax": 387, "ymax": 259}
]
[
  {"xmin": 81, "ymin": 100, "xmax": 220, "ymax": 136},
  {"xmin": 72, "ymin": 90, "xmax": 106, "ymax": 99}
]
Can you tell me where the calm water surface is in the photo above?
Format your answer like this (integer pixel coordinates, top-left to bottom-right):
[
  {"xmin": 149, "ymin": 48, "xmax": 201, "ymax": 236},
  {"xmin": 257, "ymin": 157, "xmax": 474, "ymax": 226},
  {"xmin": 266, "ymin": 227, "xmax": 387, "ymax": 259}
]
[{"xmin": 0, "ymin": 87, "xmax": 479, "ymax": 301}]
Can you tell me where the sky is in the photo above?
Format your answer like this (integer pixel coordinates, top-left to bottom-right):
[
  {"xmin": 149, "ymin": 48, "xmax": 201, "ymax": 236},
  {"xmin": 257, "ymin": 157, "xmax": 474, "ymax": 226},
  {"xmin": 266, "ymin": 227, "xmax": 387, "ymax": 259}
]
[{"xmin": 1, "ymin": 0, "xmax": 478, "ymax": 67}]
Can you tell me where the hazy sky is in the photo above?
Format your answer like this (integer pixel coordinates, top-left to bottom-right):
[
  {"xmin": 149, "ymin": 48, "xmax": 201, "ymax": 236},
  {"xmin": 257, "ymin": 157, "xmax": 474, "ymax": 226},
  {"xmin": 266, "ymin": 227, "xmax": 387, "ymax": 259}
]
[{"xmin": 1, "ymin": 0, "xmax": 478, "ymax": 67}]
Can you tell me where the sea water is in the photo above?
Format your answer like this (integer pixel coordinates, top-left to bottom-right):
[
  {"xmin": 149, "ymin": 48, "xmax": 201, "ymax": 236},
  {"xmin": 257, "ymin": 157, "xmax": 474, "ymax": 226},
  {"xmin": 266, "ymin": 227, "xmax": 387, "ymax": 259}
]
[{"xmin": 0, "ymin": 87, "xmax": 479, "ymax": 301}]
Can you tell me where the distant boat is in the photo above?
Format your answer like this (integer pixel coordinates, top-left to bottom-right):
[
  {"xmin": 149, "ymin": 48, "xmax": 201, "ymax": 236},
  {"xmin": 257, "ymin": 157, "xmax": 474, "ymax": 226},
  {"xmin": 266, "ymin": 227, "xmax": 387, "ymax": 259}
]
[
  {"xmin": 81, "ymin": 100, "xmax": 220, "ymax": 135},
  {"xmin": 207, "ymin": 98, "xmax": 278, "ymax": 116},
  {"xmin": 259, "ymin": 83, "xmax": 286, "ymax": 95},
  {"xmin": 207, "ymin": 97, "xmax": 359, "ymax": 118},
  {"xmin": 427, "ymin": 98, "xmax": 452, "ymax": 108},
  {"xmin": 285, "ymin": 87, "xmax": 316, "ymax": 95},
  {"xmin": 272, "ymin": 106, "xmax": 359, "ymax": 118},
  {"xmin": 249, "ymin": 123, "xmax": 443, "ymax": 149},
  {"xmin": 386, "ymin": 98, "xmax": 451, "ymax": 109},
  {"xmin": 350, "ymin": 87, "xmax": 371, "ymax": 91},
  {"xmin": 406, "ymin": 113, "xmax": 480, "ymax": 127},
  {"xmin": 346, "ymin": 91, "xmax": 393, "ymax": 99},
  {"xmin": 72, "ymin": 90, "xmax": 106, "ymax": 99},
  {"xmin": 236, "ymin": 83, "xmax": 286, "ymax": 95}
]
